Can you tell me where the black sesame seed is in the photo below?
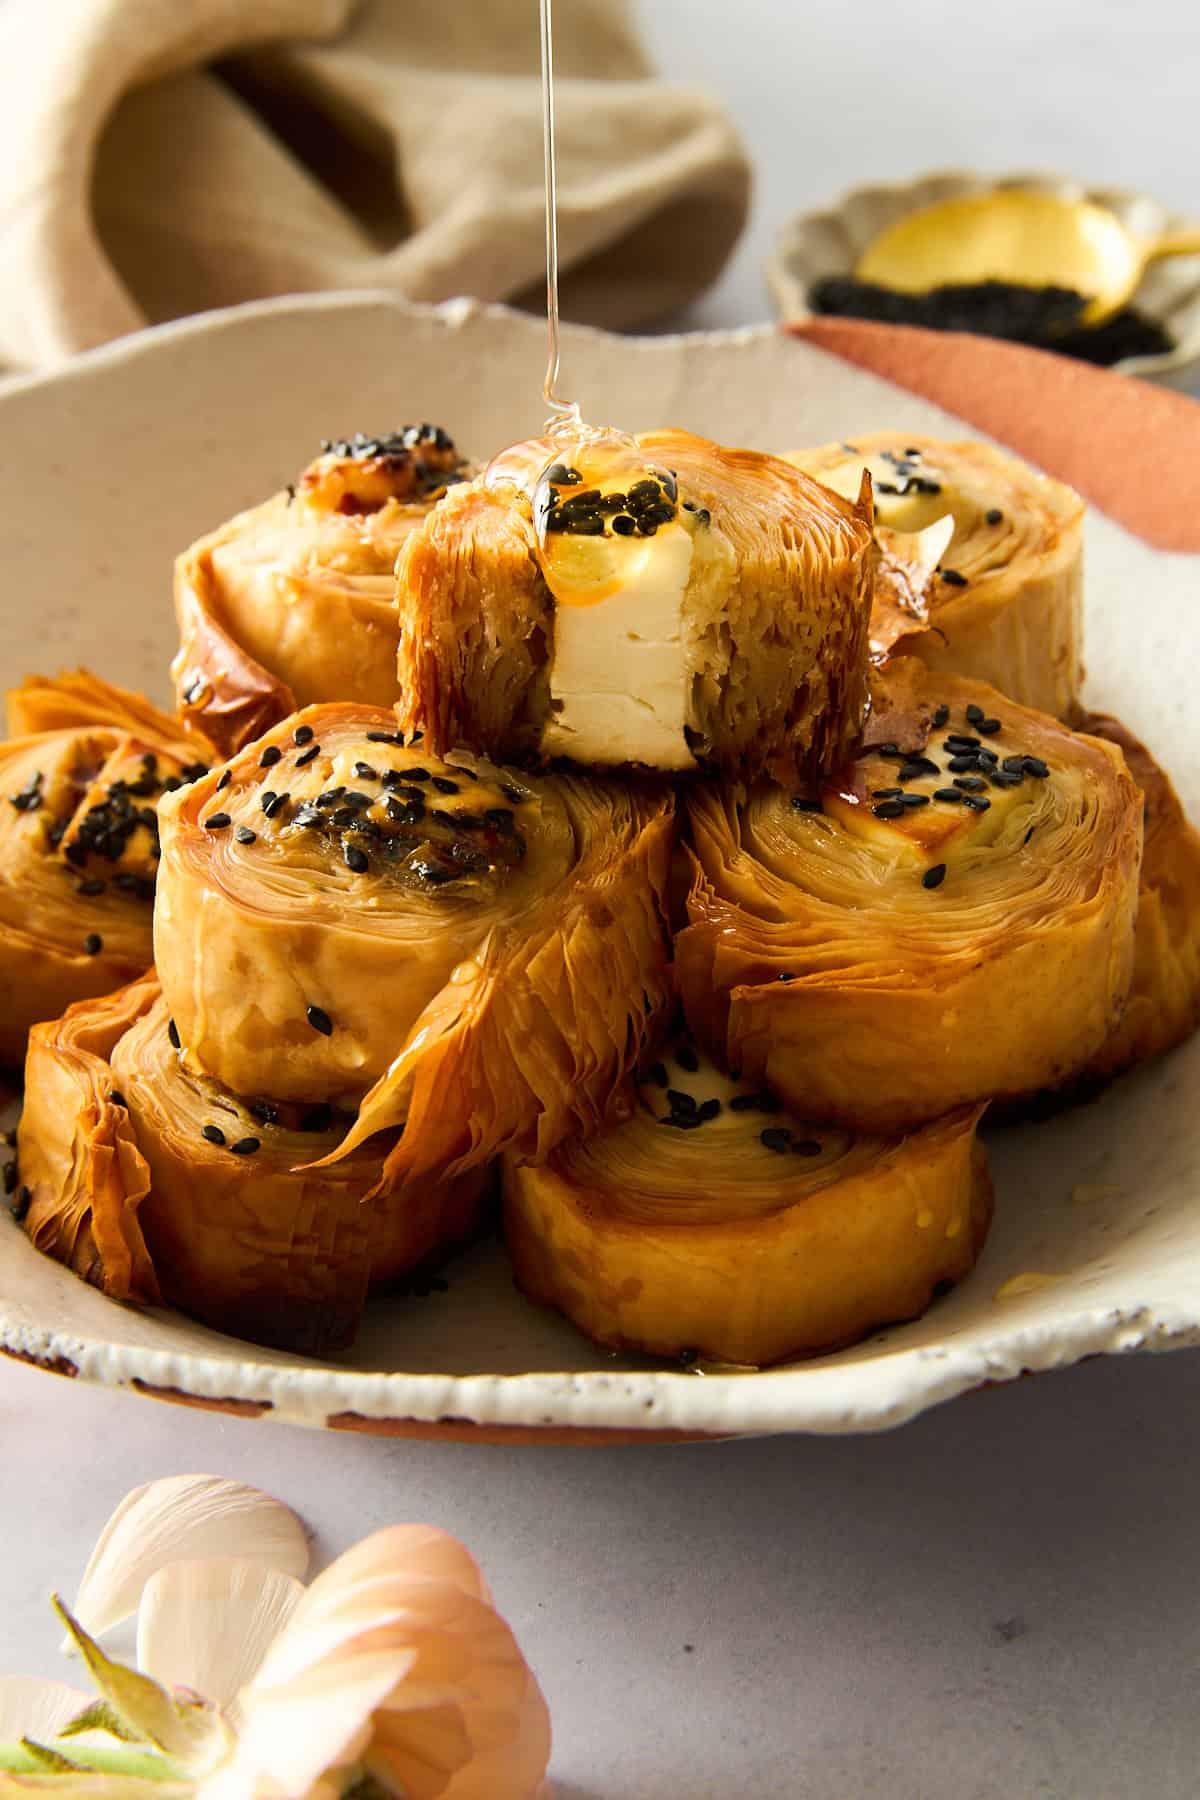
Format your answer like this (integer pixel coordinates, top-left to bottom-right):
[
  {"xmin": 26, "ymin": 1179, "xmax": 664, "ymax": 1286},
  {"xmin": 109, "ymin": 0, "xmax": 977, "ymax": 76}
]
[
  {"xmin": 933, "ymin": 788, "xmax": 965, "ymax": 804},
  {"xmin": 876, "ymin": 743, "xmax": 902, "ymax": 758},
  {"xmin": 899, "ymin": 758, "xmax": 939, "ymax": 780},
  {"xmin": 502, "ymin": 784, "xmax": 526, "ymax": 806},
  {"xmin": 108, "ymin": 1090, "xmax": 126, "ymax": 1109},
  {"xmin": 966, "ymin": 704, "xmax": 985, "ymax": 725},
  {"xmin": 262, "ymin": 792, "xmax": 290, "ymax": 819},
  {"xmin": 230, "ymin": 1137, "xmax": 261, "ymax": 1157},
  {"xmin": 923, "ymin": 863, "xmax": 947, "ymax": 889},
  {"xmin": 1023, "ymin": 756, "xmax": 1050, "ymax": 778},
  {"xmin": 294, "ymin": 744, "xmax": 320, "ymax": 768},
  {"xmin": 871, "ymin": 788, "xmax": 903, "ymax": 800},
  {"xmin": 484, "ymin": 807, "xmax": 514, "ymax": 831},
  {"xmin": 12, "ymin": 1185, "xmax": 32, "ymax": 1223},
  {"xmin": 941, "ymin": 568, "xmax": 968, "ymax": 587},
  {"xmin": 343, "ymin": 844, "xmax": 369, "ymax": 874},
  {"xmin": 693, "ymin": 508, "xmax": 711, "ymax": 527},
  {"xmin": 791, "ymin": 796, "xmax": 823, "ymax": 813},
  {"xmin": 260, "ymin": 790, "xmax": 277, "ymax": 811},
  {"xmin": 216, "ymin": 769, "xmax": 232, "ymax": 791},
  {"xmin": 986, "ymin": 508, "xmax": 1003, "ymax": 525},
  {"xmin": 77, "ymin": 877, "xmax": 107, "ymax": 896},
  {"xmin": 430, "ymin": 776, "xmax": 458, "ymax": 795},
  {"xmin": 945, "ymin": 734, "xmax": 981, "ymax": 751},
  {"xmin": 760, "ymin": 1127, "xmax": 791, "ymax": 1154},
  {"xmin": 991, "ymin": 770, "xmax": 1023, "ymax": 789},
  {"xmin": 83, "ymin": 933, "xmax": 102, "ymax": 955},
  {"xmin": 977, "ymin": 718, "xmax": 1002, "ymax": 736},
  {"xmin": 294, "ymin": 724, "xmax": 315, "ymax": 746},
  {"xmin": 293, "ymin": 803, "xmax": 323, "ymax": 828},
  {"xmin": 667, "ymin": 1089, "xmax": 697, "ymax": 1115},
  {"xmin": 259, "ymin": 745, "xmax": 283, "ymax": 768},
  {"xmin": 545, "ymin": 464, "xmax": 581, "ymax": 486},
  {"xmin": 1002, "ymin": 755, "xmax": 1027, "ymax": 773},
  {"xmin": 696, "ymin": 1098, "xmax": 721, "ymax": 1122},
  {"xmin": 963, "ymin": 795, "xmax": 992, "ymax": 812},
  {"xmin": 168, "ymin": 1018, "xmax": 181, "ymax": 1049},
  {"xmin": 947, "ymin": 756, "xmax": 982, "ymax": 774},
  {"xmin": 201, "ymin": 1124, "xmax": 226, "ymax": 1146},
  {"xmin": 676, "ymin": 1045, "xmax": 700, "ymax": 1073},
  {"xmin": 953, "ymin": 776, "xmax": 987, "ymax": 792},
  {"xmin": 637, "ymin": 520, "xmax": 659, "ymax": 537},
  {"xmin": 933, "ymin": 704, "xmax": 950, "ymax": 727},
  {"xmin": 901, "ymin": 794, "xmax": 930, "ymax": 808},
  {"xmin": 307, "ymin": 1004, "xmax": 333, "ymax": 1036},
  {"xmin": 611, "ymin": 514, "xmax": 638, "ymax": 536},
  {"xmin": 234, "ymin": 825, "xmax": 257, "ymax": 844},
  {"xmin": 2, "ymin": 1162, "xmax": 16, "ymax": 1194},
  {"xmin": 354, "ymin": 763, "xmax": 379, "ymax": 782},
  {"xmin": 205, "ymin": 812, "xmax": 232, "ymax": 832},
  {"xmin": 873, "ymin": 800, "xmax": 906, "ymax": 819},
  {"xmin": 793, "ymin": 1139, "xmax": 823, "ymax": 1157},
  {"xmin": 366, "ymin": 731, "xmax": 404, "ymax": 746}
]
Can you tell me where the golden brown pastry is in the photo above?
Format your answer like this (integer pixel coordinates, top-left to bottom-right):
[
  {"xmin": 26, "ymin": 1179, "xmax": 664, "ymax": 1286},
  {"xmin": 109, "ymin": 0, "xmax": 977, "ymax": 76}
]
[
  {"xmin": 785, "ymin": 434, "xmax": 1084, "ymax": 719},
  {"xmin": 0, "ymin": 672, "xmax": 210, "ymax": 1065},
  {"xmin": 1080, "ymin": 714, "xmax": 1200, "ymax": 1079},
  {"xmin": 172, "ymin": 426, "xmax": 470, "ymax": 755},
  {"xmin": 19, "ymin": 976, "xmax": 488, "ymax": 1353},
  {"xmin": 154, "ymin": 704, "xmax": 675, "ymax": 1187},
  {"xmin": 395, "ymin": 428, "xmax": 874, "ymax": 780},
  {"xmin": 504, "ymin": 1036, "xmax": 992, "ymax": 1366},
  {"xmin": 677, "ymin": 661, "xmax": 1143, "ymax": 1132}
]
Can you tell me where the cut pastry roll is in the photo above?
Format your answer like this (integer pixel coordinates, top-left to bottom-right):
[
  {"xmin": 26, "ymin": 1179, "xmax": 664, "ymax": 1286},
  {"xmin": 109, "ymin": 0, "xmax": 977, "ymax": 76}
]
[
  {"xmin": 0, "ymin": 672, "xmax": 210, "ymax": 1064},
  {"xmin": 172, "ymin": 426, "xmax": 471, "ymax": 755},
  {"xmin": 18, "ymin": 977, "xmax": 487, "ymax": 1353},
  {"xmin": 154, "ymin": 704, "xmax": 674, "ymax": 1185},
  {"xmin": 677, "ymin": 661, "xmax": 1143, "ymax": 1132},
  {"xmin": 395, "ymin": 428, "xmax": 873, "ymax": 779},
  {"xmin": 504, "ymin": 1038, "xmax": 992, "ymax": 1366},
  {"xmin": 785, "ymin": 434, "xmax": 1084, "ymax": 719},
  {"xmin": 1080, "ymin": 714, "xmax": 1200, "ymax": 1079}
]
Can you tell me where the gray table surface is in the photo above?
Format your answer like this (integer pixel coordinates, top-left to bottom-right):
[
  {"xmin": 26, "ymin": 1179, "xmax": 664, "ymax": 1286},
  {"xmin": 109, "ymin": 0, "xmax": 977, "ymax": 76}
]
[{"xmin": 5, "ymin": 4, "xmax": 1200, "ymax": 1796}]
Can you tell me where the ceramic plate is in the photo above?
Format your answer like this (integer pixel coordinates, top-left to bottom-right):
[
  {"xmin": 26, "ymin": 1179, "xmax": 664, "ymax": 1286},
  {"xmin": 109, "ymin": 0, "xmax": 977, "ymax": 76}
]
[{"xmin": 1, "ymin": 294, "xmax": 1197, "ymax": 1440}]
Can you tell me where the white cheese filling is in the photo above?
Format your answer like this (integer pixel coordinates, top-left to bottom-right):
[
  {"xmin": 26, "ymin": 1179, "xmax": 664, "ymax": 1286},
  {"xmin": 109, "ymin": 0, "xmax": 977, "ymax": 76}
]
[{"xmin": 540, "ymin": 521, "xmax": 696, "ymax": 769}]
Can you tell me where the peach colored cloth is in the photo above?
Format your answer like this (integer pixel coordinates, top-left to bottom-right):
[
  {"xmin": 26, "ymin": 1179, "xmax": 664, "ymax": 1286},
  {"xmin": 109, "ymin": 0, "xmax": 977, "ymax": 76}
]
[
  {"xmin": 792, "ymin": 319, "xmax": 1200, "ymax": 553},
  {"xmin": 0, "ymin": 0, "xmax": 749, "ymax": 370}
]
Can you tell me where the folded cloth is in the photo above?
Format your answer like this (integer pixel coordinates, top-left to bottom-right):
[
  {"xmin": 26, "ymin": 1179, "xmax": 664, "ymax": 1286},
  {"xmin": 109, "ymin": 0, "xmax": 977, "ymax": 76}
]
[{"xmin": 0, "ymin": 0, "xmax": 749, "ymax": 369}]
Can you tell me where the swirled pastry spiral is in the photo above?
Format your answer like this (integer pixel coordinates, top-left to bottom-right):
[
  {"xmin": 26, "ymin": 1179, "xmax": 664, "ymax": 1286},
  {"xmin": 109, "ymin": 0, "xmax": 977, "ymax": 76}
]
[
  {"xmin": 0, "ymin": 672, "xmax": 209, "ymax": 1064},
  {"xmin": 19, "ymin": 976, "xmax": 487, "ymax": 1353},
  {"xmin": 504, "ymin": 1036, "xmax": 992, "ymax": 1365},
  {"xmin": 785, "ymin": 434, "xmax": 1084, "ymax": 719},
  {"xmin": 153, "ymin": 704, "xmax": 674, "ymax": 1185},
  {"xmin": 677, "ymin": 660, "xmax": 1143, "ymax": 1131},
  {"xmin": 395, "ymin": 429, "xmax": 873, "ymax": 779},
  {"xmin": 172, "ymin": 427, "xmax": 470, "ymax": 755}
]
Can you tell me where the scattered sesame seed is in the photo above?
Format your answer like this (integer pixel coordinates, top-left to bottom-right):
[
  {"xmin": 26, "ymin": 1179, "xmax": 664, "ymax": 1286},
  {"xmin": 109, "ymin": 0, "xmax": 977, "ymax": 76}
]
[
  {"xmin": 966, "ymin": 704, "xmax": 985, "ymax": 725},
  {"xmin": 108, "ymin": 1090, "xmax": 126, "ymax": 1108},
  {"xmin": 2, "ymin": 1162, "xmax": 16, "ymax": 1194},
  {"xmin": 953, "ymin": 776, "xmax": 987, "ymax": 792},
  {"xmin": 793, "ymin": 1139, "xmax": 822, "ymax": 1156},
  {"xmin": 986, "ymin": 508, "xmax": 1003, "ymax": 525},
  {"xmin": 923, "ymin": 863, "xmax": 947, "ymax": 889},
  {"xmin": 294, "ymin": 744, "xmax": 320, "ymax": 768},
  {"xmin": 697, "ymin": 1098, "xmax": 721, "ymax": 1122},
  {"xmin": 366, "ymin": 730, "xmax": 405, "ymax": 746},
  {"xmin": 307, "ymin": 1004, "xmax": 333, "ymax": 1036},
  {"xmin": 259, "ymin": 745, "xmax": 283, "ymax": 768},
  {"xmin": 901, "ymin": 794, "xmax": 930, "ymax": 808},
  {"xmin": 941, "ymin": 568, "xmax": 968, "ymax": 587},
  {"xmin": 230, "ymin": 1137, "xmax": 261, "ymax": 1156},
  {"xmin": 676, "ymin": 1045, "xmax": 700, "ymax": 1073},
  {"xmin": 205, "ymin": 812, "xmax": 232, "ymax": 831},
  {"xmin": 933, "ymin": 704, "xmax": 950, "ymax": 727},
  {"xmin": 873, "ymin": 800, "xmax": 906, "ymax": 819},
  {"xmin": 77, "ymin": 877, "xmax": 107, "ymax": 896},
  {"xmin": 963, "ymin": 795, "xmax": 991, "ymax": 812},
  {"xmin": 343, "ymin": 843, "xmax": 369, "ymax": 874},
  {"xmin": 871, "ymin": 788, "xmax": 902, "ymax": 800},
  {"xmin": 977, "ymin": 718, "xmax": 1002, "ymax": 735},
  {"xmin": 667, "ymin": 1089, "xmax": 697, "ymax": 1116},
  {"xmin": 83, "ymin": 933, "xmax": 103, "ymax": 955},
  {"xmin": 991, "ymin": 771, "xmax": 1022, "ymax": 789},
  {"xmin": 354, "ymin": 762, "xmax": 379, "ymax": 782},
  {"xmin": 1023, "ymin": 756, "xmax": 1050, "ymax": 778},
  {"xmin": 294, "ymin": 725, "xmax": 314, "ymax": 745},
  {"xmin": 234, "ymin": 825, "xmax": 257, "ymax": 844},
  {"xmin": 947, "ymin": 756, "xmax": 982, "ymax": 774},
  {"xmin": 12, "ymin": 1185, "xmax": 32, "ymax": 1223},
  {"xmin": 217, "ymin": 769, "xmax": 232, "ymax": 791},
  {"xmin": 262, "ymin": 792, "xmax": 290, "ymax": 820},
  {"xmin": 431, "ymin": 776, "xmax": 459, "ymax": 795},
  {"xmin": 791, "ymin": 795, "xmax": 823, "ymax": 812},
  {"xmin": 945, "ymin": 734, "xmax": 981, "ymax": 751},
  {"xmin": 168, "ymin": 1018, "xmax": 181, "ymax": 1049},
  {"xmin": 934, "ymin": 786, "xmax": 965, "ymax": 804},
  {"xmin": 760, "ymin": 1127, "xmax": 791, "ymax": 1154},
  {"xmin": 201, "ymin": 1124, "xmax": 226, "ymax": 1146}
]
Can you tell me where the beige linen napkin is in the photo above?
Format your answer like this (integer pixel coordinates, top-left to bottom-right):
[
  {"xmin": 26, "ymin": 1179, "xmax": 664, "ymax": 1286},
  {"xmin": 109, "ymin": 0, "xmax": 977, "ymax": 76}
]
[{"xmin": 0, "ymin": 0, "xmax": 749, "ymax": 369}]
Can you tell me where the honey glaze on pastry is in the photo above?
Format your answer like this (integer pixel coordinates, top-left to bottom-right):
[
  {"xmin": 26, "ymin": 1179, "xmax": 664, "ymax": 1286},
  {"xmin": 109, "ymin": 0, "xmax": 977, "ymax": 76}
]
[
  {"xmin": 18, "ymin": 976, "xmax": 487, "ymax": 1354},
  {"xmin": 785, "ymin": 435, "xmax": 1084, "ymax": 720},
  {"xmin": 172, "ymin": 425, "xmax": 471, "ymax": 755},
  {"xmin": 154, "ymin": 704, "xmax": 675, "ymax": 1185},
  {"xmin": 504, "ymin": 1035, "xmax": 992, "ymax": 1366},
  {"xmin": 0, "ymin": 672, "xmax": 210, "ymax": 1065},
  {"xmin": 677, "ymin": 660, "xmax": 1143, "ymax": 1132},
  {"xmin": 396, "ymin": 428, "xmax": 873, "ymax": 781}
]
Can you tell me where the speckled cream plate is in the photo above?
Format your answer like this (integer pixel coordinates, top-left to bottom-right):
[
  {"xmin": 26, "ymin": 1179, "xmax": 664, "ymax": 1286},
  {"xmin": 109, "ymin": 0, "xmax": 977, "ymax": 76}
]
[{"xmin": 1, "ymin": 295, "xmax": 1198, "ymax": 1440}]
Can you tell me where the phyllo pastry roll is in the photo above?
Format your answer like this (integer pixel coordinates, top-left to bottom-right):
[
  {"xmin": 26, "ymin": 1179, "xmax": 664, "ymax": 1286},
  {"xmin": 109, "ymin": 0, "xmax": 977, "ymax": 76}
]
[
  {"xmin": 18, "ymin": 976, "xmax": 488, "ymax": 1353},
  {"xmin": 0, "ymin": 672, "xmax": 210, "ymax": 1064},
  {"xmin": 785, "ymin": 434, "xmax": 1084, "ymax": 720},
  {"xmin": 504, "ymin": 1036, "xmax": 992, "ymax": 1366},
  {"xmin": 154, "ymin": 704, "xmax": 674, "ymax": 1185},
  {"xmin": 677, "ymin": 661, "xmax": 1143, "ymax": 1132},
  {"xmin": 1079, "ymin": 714, "xmax": 1200, "ymax": 1080},
  {"xmin": 173, "ymin": 426, "xmax": 471, "ymax": 755},
  {"xmin": 395, "ymin": 428, "xmax": 874, "ymax": 780}
]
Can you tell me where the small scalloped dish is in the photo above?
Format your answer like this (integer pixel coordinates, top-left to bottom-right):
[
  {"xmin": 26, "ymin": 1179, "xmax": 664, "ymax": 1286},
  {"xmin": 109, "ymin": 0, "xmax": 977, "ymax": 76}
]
[
  {"xmin": 768, "ymin": 168, "xmax": 1200, "ymax": 386},
  {"xmin": 1, "ymin": 295, "xmax": 1198, "ymax": 1440}
]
